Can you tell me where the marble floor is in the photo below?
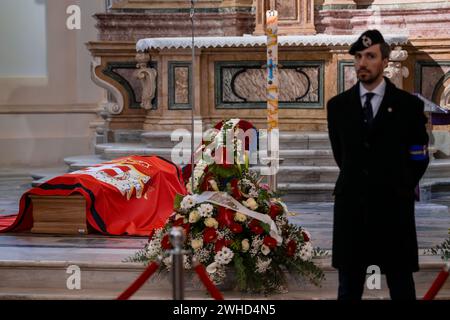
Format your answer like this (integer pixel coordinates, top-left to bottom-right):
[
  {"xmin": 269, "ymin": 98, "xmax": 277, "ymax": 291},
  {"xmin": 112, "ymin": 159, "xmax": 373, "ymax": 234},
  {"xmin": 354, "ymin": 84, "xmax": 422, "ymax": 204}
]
[
  {"xmin": 0, "ymin": 171, "xmax": 448, "ymax": 300},
  {"xmin": 0, "ymin": 171, "xmax": 449, "ymax": 251}
]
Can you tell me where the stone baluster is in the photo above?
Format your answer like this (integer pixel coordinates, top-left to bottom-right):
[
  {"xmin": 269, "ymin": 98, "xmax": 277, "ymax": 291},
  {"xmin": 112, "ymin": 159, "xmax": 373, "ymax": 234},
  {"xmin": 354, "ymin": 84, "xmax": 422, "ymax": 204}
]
[
  {"xmin": 383, "ymin": 46, "xmax": 409, "ymax": 89},
  {"xmin": 135, "ymin": 52, "xmax": 157, "ymax": 110}
]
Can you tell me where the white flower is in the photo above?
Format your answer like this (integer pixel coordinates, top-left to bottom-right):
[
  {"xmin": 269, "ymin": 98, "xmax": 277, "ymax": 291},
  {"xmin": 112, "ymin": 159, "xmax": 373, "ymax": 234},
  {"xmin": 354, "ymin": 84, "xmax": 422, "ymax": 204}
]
[
  {"xmin": 255, "ymin": 257, "xmax": 272, "ymax": 273},
  {"xmin": 197, "ymin": 203, "xmax": 214, "ymax": 218},
  {"xmin": 250, "ymin": 236, "xmax": 263, "ymax": 257},
  {"xmin": 216, "ymin": 228, "xmax": 232, "ymax": 241},
  {"xmin": 163, "ymin": 256, "xmax": 172, "ymax": 269},
  {"xmin": 180, "ymin": 195, "xmax": 196, "ymax": 210},
  {"xmin": 189, "ymin": 210, "xmax": 201, "ymax": 223},
  {"xmin": 193, "ymin": 248, "xmax": 210, "ymax": 264},
  {"xmin": 241, "ymin": 239, "xmax": 250, "ymax": 252},
  {"xmin": 146, "ymin": 239, "xmax": 161, "ymax": 258},
  {"xmin": 249, "ymin": 188, "xmax": 259, "ymax": 198},
  {"xmin": 209, "ymin": 265, "xmax": 226, "ymax": 285},
  {"xmin": 206, "ymin": 262, "xmax": 218, "ymax": 274},
  {"xmin": 204, "ymin": 217, "xmax": 219, "ymax": 229},
  {"xmin": 184, "ymin": 255, "xmax": 191, "ymax": 270},
  {"xmin": 191, "ymin": 238, "xmax": 203, "ymax": 250},
  {"xmin": 203, "ymin": 203, "xmax": 214, "ymax": 213},
  {"xmin": 276, "ymin": 215, "xmax": 287, "ymax": 229},
  {"xmin": 234, "ymin": 212, "xmax": 247, "ymax": 222},
  {"xmin": 214, "ymin": 247, "xmax": 234, "ymax": 265},
  {"xmin": 299, "ymin": 242, "xmax": 313, "ymax": 261},
  {"xmin": 261, "ymin": 244, "xmax": 271, "ymax": 256},
  {"xmin": 242, "ymin": 198, "xmax": 258, "ymax": 210}
]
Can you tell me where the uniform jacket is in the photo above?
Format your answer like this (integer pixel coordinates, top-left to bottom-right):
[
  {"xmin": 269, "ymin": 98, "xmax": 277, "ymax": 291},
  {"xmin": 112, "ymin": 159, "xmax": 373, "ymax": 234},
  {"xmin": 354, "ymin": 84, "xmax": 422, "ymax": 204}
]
[{"xmin": 327, "ymin": 77, "xmax": 429, "ymax": 272}]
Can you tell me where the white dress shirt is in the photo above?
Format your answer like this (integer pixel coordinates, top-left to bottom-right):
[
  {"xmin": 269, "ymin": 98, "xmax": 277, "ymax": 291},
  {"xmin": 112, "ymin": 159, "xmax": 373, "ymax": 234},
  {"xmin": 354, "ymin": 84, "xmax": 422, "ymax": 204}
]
[{"xmin": 359, "ymin": 78, "xmax": 386, "ymax": 118}]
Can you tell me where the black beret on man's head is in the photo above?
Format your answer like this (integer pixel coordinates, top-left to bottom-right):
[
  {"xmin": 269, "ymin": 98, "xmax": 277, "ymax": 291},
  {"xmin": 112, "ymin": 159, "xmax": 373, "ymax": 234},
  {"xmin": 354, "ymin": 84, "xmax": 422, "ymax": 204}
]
[{"xmin": 349, "ymin": 29, "xmax": 387, "ymax": 55}]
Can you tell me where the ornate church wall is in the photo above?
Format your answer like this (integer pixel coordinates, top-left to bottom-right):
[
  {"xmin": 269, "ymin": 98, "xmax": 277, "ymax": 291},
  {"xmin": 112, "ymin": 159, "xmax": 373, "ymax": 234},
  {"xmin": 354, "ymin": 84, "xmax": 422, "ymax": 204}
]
[{"xmin": 0, "ymin": 0, "xmax": 104, "ymax": 167}]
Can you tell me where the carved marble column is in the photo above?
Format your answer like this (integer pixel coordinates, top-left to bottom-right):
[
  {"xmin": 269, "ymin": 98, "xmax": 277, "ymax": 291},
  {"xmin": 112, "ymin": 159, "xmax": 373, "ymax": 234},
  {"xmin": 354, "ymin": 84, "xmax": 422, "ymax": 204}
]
[
  {"xmin": 254, "ymin": 0, "xmax": 316, "ymax": 36},
  {"xmin": 135, "ymin": 52, "xmax": 157, "ymax": 110},
  {"xmin": 383, "ymin": 46, "xmax": 409, "ymax": 89}
]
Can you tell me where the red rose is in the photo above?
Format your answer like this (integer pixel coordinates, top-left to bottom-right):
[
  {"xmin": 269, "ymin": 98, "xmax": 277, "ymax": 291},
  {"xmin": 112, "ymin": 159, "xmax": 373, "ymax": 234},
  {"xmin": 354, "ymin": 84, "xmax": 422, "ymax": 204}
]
[
  {"xmin": 286, "ymin": 240, "xmax": 297, "ymax": 257},
  {"xmin": 249, "ymin": 219, "xmax": 264, "ymax": 235},
  {"xmin": 217, "ymin": 207, "xmax": 234, "ymax": 227},
  {"xmin": 199, "ymin": 171, "xmax": 213, "ymax": 192},
  {"xmin": 214, "ymin": 238, "xmax": 232, "ymax": 252},
  {"xmin": 263, "ymin": 236, "xmax": 277, "ymax": 249},
  {"xmin": 183, "ymin": 223, "xmax": 191, "ymax": 235},
  {"xmin": 203, "ymin": 227, "xmax": 217, "ymax": 244},
  {"xmin": 161, "ymin": 234, "xmax": 172, "ymax": 250},
  {"xmin": 173, "ymin": 217, "xmax": 184, "ymax": 226},
  {"xmin": 230, "ymin": 178, "xmax": 242, "ymax": 200},
  {"xmin": 269, "ymin": 203, "xmax": 283, "ymax": 220},
  {"xmin": 230, "ymin": 223, "xmax": 243, "ymax": 234},
  {"xmin": 302, "ymin": 231, "xmax": 310, "ymax": 242}
]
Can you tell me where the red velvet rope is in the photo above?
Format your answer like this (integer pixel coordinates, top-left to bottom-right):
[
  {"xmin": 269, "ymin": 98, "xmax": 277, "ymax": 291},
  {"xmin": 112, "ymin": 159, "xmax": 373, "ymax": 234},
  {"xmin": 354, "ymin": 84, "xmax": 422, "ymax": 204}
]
[
  {"xmin": 194, "ymin": 263, "xmax": 225, "ymax": 300},
  {"xmin": 117, "ymin": 261, "xmax": 160, "ymax": 300},
  {"xmin": 423, "ymin": 265, "xmax": 449, "ymax": 300}
]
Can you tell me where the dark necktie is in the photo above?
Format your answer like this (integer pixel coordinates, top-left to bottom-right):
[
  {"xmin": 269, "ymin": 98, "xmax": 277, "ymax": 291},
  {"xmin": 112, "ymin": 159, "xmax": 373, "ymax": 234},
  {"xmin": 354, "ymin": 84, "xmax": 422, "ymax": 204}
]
[{"xmin": 363, "ymin": 92, "xmax": 375, "ymax": 126}]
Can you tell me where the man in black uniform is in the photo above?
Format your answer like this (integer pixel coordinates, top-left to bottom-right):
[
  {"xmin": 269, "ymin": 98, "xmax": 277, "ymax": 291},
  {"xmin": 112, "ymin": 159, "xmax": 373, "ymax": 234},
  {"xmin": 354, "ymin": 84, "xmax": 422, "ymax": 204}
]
[{"xmin": 327, "ymin": 29, "xmax": 430, "ymax": 300}]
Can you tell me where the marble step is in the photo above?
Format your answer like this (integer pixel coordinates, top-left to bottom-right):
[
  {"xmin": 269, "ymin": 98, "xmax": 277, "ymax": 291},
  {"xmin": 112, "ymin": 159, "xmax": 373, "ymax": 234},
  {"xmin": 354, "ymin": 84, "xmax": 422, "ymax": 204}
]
[
  {"xmin": 279, "ymin": 149, "xmax": 335, "ymax": 166},
  {"xmin": 254, "ymin": 166, "xmax": 339, "ymax": 184},
  {"xmin": 141, "ymin": 131, "xmax": 331, "ymax": 150},
  {"xmin": 0, "ymin": 256, "xmax": 447, "ymax": 300},
  {"xmin": 425, "ymin": 159, "xmax": 450, "ymax": 179},
  {"xmin": 278, "ymin": 183, "xmax": 335, "ymax": 202},
  {"xmin": 64, "ymin": 155, "xmax": 105, "ymax": 172},
  {"xmin": 113, "ymin": 130, "xmax": 145, "ymax": 143},
  {"xmin": 94, "ymin": 143, "xmax": 336, "ymax": 166}
]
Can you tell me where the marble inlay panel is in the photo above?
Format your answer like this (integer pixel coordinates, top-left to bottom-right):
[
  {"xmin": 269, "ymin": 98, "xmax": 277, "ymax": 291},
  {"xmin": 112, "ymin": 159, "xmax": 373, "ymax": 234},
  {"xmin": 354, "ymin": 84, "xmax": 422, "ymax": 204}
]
[
  {"xmin": 222, "ymin": 68, "xmax": 244, "ymax": 103},
  {"xmin": 218, "ymin": 62, "xmax": 323, "ymax": 108},
  {"xmin": 169, "ymin": 62, "xmax": 191, "ymax": 110},
  {"xmin": 344, "ymin": 65, "xmax": 357, "ymax": 91},
  {"xmin": 419, "ymin": 64, "xmax": 450, "ymax": 100},
  {"xmin": 114, "ymin": 68, "xmax": 142, "ymax": 104},
  {"xmin": 174, "ymin": 67, "xmax": 189, "ymax": 104},
  {"xmin": 276, "ymin": 0, "xmax": 298, "ymax": 21}
]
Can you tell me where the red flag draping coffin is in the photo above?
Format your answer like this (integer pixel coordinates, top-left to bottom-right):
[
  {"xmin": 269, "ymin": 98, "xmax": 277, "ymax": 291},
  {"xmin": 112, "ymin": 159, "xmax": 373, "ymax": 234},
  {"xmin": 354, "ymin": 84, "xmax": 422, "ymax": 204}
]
[{"xmin": 2, "ymin": 156, "xmax": 187, "ymax": 236}]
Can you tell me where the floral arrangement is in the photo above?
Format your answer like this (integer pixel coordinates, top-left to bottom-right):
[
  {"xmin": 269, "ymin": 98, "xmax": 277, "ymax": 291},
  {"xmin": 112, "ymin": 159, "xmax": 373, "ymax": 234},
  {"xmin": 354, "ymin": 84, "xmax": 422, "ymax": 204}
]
[
  {"xmin": 426, "ymin": 234, "xmax": 450, "ymax": 261},
  {"xmin": 128, "ymin": 119, "xmax": 324, "ymax": 294}
]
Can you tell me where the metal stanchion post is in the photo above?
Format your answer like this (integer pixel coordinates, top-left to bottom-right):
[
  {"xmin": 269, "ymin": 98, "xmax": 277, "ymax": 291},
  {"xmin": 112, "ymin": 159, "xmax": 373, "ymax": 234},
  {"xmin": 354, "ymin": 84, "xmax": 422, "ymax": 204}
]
[{"xmin": 169, "ymin": 227, "xmax": 186, "ymax": 300}]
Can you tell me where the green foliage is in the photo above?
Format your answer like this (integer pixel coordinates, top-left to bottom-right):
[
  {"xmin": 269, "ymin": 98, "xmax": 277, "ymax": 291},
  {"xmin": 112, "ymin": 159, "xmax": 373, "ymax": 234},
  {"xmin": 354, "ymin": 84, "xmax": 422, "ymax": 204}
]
[
  {"xmin": 173, "ymin": 193, "xmax": 184, "ymax": 210},
  {"xmin": 233, "ymin": 254, "xmax": 247, "ymax": 290},
  {"xmin": 208, "ymin": 163, "xmax": 241, "ymax": 179}
]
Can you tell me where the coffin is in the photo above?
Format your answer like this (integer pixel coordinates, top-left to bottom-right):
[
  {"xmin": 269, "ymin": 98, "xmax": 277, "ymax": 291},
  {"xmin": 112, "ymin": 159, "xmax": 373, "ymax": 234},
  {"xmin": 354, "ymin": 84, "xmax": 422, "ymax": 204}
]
[{"xmin": 30, "ymin": 195, "xmax": 89, "ymax": 235}]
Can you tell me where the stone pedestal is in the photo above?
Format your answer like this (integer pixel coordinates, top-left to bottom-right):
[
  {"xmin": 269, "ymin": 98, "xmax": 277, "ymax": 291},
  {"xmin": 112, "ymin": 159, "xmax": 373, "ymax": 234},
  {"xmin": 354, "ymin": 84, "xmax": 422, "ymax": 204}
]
[{"xmin": 253, "ymin": 0, "xmax": 316, "ymax": 36}]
